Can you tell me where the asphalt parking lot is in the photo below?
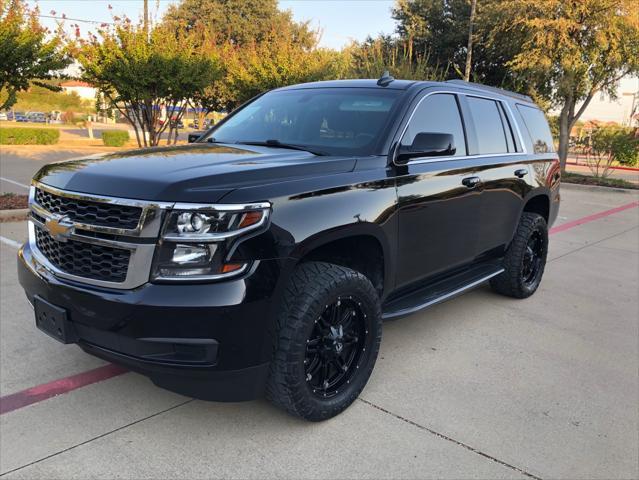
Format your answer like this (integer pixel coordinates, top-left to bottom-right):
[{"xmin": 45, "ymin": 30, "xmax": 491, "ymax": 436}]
[{"xmin": 0, "ymin": 184, "xmax": 637, "ymax": 479}]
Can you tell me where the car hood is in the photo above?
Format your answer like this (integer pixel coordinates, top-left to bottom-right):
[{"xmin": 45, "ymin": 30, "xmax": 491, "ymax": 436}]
[{"xmin": 34, "ymin": 143, "xmax": 357, "ymax": 203}]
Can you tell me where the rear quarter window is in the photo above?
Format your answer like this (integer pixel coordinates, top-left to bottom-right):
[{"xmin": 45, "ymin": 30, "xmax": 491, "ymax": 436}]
[{"xmin": 516, "ymin": 104, "xmax": 555, "ymax": 153}]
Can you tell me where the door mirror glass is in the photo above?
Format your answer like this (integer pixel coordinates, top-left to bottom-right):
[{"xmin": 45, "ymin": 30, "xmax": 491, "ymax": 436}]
[{"xmin": 397, "ymin": 132, "xmax": 456, "ymax": 162}]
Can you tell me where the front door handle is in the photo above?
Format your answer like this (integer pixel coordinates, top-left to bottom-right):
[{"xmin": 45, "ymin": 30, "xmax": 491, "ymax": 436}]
[
  {"xmin": 462, "ymin": 176, "xmax": 481, "ymax": 188},
  {"xmin": 514, "ymin": 168, "xmax": 528, "ymax": 178}
]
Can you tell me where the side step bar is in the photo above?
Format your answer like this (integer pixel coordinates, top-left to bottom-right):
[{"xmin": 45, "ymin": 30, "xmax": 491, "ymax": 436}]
[{"xmin": 382, "ymin": 264, "xmax": 504, "ymax": 320}]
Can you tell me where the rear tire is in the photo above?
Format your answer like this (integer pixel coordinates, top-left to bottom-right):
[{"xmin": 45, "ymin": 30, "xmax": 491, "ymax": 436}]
[
  {"xmin": 266, "ymin": 262, "xmax": 382, "ymax": 421},
  {"xmin": 490, "ymin": 212, "xmax": 548, "ymax": 299}
]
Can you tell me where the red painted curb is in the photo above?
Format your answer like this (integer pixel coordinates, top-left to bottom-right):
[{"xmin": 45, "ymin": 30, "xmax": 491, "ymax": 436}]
[
  {"xmin": 549, "ymin": 201, "xmax": 639, "ymax": 235},
  {"xmin": 566, "ymin": 161, "xmax": 639, "ymax": 172},
  {"xmin": 1, "ymin": 200, "xmax": 638, "ymax": 415},
  {"xmin": 0, "ymin": 364, "xmax": 128, "ymax": 415}
]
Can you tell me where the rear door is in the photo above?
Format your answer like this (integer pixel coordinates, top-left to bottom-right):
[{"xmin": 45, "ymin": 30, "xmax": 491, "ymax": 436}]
[
  {"xmin": 460, "ymin": 95, "xmax": 531, "ymax": 258},
  {"xmin": 395, "ymin": 91, "xmax": 483, "ymax": 289}
]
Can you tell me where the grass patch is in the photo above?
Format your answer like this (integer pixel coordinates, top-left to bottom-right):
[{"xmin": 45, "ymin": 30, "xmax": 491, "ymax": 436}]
[
  {"xmin": 101, "ymin": 130, "xmax": 130, "ymax": 147},
  {"xmin": 0, "ymin": 193, "xmax": 29, "ymax": 210},
  {"xmin": 562, "ymin": 172, "xmax": 638, "ymax": 190},
  {"xmin": 0, "ymin": 127, "xmax": 60, "ymax": 145}
]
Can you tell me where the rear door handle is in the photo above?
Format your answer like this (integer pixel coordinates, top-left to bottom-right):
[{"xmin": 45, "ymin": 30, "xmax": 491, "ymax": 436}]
[
  {"xmin": 462, "ymin": 176, "xmax": 481, "ymax": 188},
  {"xmin": 514, "ymin": 169, "xmax": 528, "ymax": 178}
]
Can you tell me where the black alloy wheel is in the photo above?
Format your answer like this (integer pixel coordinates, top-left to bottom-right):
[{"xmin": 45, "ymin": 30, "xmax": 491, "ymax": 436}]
[
  {"xmin": 267, "ymin": 262, "xmax": 382, "ymax": 421},
  {"xmin": 490, "ymin": 212, "xmax": 549, "ymax": 299},
  {"xmin": 304, "ymin": 296, "xmax": 368, "ymax": 398},
  {"xmin": 522, "ymin": 229, "xmax": 545, "ymax": 286}
]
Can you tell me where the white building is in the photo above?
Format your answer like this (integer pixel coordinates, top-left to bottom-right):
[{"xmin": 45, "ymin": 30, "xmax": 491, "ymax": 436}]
[{"xmin": 60, "ymin": 81, "xmax": 97, "ymax": 100}]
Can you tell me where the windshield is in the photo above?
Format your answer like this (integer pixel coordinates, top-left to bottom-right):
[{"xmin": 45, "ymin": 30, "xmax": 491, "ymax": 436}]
[{"xmin": 202, "ymin": 88, "xmax": 402, "ymax": 156}]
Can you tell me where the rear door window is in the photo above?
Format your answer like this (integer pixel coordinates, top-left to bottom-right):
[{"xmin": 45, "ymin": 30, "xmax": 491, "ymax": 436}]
[
  {"xmin": 466, "ymin": 96, "xmax": 509, "ymax": 154},
  {"xmin": 516, "ymin": 104, "xmax": 555, "ymax": 153}
]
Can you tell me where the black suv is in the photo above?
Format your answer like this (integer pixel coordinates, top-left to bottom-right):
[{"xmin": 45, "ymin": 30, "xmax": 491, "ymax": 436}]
[{"xmin": 18, "ymin": 76, "xmax": 560, "ymax": 421}]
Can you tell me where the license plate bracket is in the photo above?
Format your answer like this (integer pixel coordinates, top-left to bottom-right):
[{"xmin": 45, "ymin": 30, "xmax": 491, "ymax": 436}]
[{"xmin": 34, "ymin": 296, "xmax": 78, "ymax": 344}]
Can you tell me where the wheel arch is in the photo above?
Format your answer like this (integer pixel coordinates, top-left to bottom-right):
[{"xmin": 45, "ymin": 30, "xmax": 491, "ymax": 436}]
[
  {"xmin": 522, "ymin": 191, "xmax": 550, "ymax": 223},
  {"xmin": 289, "ymin": 223, "xmax": 393, "ymax": 299}
]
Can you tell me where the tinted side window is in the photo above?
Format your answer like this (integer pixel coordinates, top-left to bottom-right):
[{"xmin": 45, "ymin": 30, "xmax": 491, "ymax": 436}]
[
  {"xmin": 466, "ymin": 97, "xmax": 510, "ymax": 154},
  {"xmin": 517, "ymin": 104, "xmax": 555, "ymax": 153},
  {"xmin": 402, "ymin": 94, "xmax": 466, "ymax": 156}
]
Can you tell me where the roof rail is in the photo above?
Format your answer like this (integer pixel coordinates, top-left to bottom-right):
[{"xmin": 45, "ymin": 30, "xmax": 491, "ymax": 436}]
[{"xmin": 445, "ymin": 79, "xmax": 533, "ymax": 102}]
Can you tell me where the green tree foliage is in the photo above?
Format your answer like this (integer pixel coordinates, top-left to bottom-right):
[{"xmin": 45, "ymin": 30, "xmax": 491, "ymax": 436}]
[
  {"xmin": 163, "ymin": 0, "xmax": 343, "ymax": 114},
  {"xmin": 75, "ymin": 20, "xmax": 222, "ymax": 147},
  {"xmin": 587, "ymin": 126, "xmax": 639, "ymax": 176},
  {"xmin": 0, "ymin": 0, "xmax": 71, "ymax": 110},
  {"xmin": 488, "ymin": 0, "xmax": 639, "ymax": 170},
  {"xmin": 390, "ymin": 0, "xmax": 517, "ymax": 85},
  {"xmin": 346, "ymin": 35, "xmax": 447, "ymax": 80},
  {"xmin": 164, "ymin": 0, "xmax": 315, "ymax": 47}
]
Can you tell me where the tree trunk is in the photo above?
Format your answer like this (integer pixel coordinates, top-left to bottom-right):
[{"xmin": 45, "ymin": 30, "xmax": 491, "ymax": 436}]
[
  {"xmin": 558, "ymin": 106, "xmax": 571, "ymax": 172},
  {"xmin": 464, "ymin": 0, "xmax": 477, "ymax": 82}
]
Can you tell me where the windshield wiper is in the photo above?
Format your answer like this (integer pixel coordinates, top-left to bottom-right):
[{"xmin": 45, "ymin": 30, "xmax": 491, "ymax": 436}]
[{"xmin": 235, "ymin": 139, "xmax": 327, "ymax": 156}]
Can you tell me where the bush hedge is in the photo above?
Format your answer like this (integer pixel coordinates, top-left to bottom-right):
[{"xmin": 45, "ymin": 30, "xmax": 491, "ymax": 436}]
[
  {"xmin": 102, "ymin": 130, "xmax": 130, "ymax": 147},
  {"xmin": 0, "ymin": 127, "xmax": 60, "ymax": 145}
]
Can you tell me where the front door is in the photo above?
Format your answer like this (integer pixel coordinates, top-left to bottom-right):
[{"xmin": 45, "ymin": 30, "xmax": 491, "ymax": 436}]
[{"xmin": 395, "ymin": 92, "xmax": 483, "ymax": 289}]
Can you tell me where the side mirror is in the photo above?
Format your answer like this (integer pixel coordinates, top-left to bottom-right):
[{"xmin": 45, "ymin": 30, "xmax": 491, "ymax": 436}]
[
  {"xmin": 188, "ymin": 131, "xmax": 205, "ymax": 143},
  {"xmin": 396, "ymin": 132, "xmax": 456, "ymax": 163}
]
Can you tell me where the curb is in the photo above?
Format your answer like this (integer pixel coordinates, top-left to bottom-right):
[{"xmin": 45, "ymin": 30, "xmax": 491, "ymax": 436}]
[
  {"xmin": 0, "ymin": 208, "xmax": 29, "ymax": 222},
  {"xmin": 561, "ymin": 182, "xmax": 638, "ymax": 194}
]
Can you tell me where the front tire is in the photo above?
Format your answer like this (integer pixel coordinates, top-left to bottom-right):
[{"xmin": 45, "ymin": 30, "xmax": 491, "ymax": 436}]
[
  {"xmin": 266, "ymin": 262, "xmax": 382, "ymax": 421},
  {"xmin": 490, "ymin": 212, "xmax": 549, "ymax": 299}
]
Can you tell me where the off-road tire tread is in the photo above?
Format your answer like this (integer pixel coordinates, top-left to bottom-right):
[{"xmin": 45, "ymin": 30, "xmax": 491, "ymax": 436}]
[
  {"xmin": 490, "ymin": 212, "xmax": 548, "ymax": 299},
  {"xmin": 266, "ymin": 261, "xmax": 381, "ymax": 421}
]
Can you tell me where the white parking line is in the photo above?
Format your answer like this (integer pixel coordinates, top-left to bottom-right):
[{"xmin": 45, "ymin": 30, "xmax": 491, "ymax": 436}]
[
  {"xmin": 0, "ymin": 177, "xmax": 29, "ymax": 190},
  {"xmin": 0, "ymin": 235, "xmax": 22, "ymax": 249}
]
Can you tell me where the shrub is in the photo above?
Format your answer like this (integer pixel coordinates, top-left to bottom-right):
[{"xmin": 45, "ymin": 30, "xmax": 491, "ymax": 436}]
[
  {"xmin": 101, "ymin": 130, "xmax": 129, "ymax": 147},
  {"xmin": 0, "ymin": 127, "xmax": 59, "ymax": 145},
  {"xmin": 610, "ymin": 127, "xmax": 639, "ymax": 167}
]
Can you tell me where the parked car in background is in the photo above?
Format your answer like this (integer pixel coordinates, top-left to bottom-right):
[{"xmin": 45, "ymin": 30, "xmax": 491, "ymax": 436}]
[
  {"xmin": 26, "ymin": 112, "xmax": 47, "ymax": 123},
  {"xmin": 14, "ymin": 112, "xmax": 27, "ymax": 122},
  {"xmin": 18, "ymin": 76, "xmax": 560, "ymax": 421},
  {"xmin": 0, "ymin": 112, "xmax": 8, "ymax": 121}
]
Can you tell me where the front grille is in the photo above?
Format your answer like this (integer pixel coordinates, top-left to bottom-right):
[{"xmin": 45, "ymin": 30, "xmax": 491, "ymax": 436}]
[
  {"xmin": 35, "ymin": 188, "xmax": 142, "ymax": 230},
  {"xmin": 35, "ymin": 225, "xmax": 130, "ymax": 282}
]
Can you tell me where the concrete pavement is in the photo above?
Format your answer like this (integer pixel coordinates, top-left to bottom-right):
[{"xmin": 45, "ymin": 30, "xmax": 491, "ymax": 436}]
[{"xmin": 0, "ymin": 184, "xmax": 637, "ymax": 479}]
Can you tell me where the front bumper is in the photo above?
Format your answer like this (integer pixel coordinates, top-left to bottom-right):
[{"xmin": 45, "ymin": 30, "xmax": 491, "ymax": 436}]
[{"xmin": 18, "ymin": 243, "xmax": 286, "ymax": 401}]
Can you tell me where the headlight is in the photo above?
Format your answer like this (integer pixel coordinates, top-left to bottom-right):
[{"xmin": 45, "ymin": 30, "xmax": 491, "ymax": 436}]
[{"xmin": 152, "ymin": 202, "xmax": 270, "ymax": 281}]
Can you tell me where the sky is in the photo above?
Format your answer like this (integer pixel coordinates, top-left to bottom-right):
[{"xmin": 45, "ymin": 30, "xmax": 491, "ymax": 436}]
[{"xmin": 33, "ymin": 0, "xmax": 397, "ymax": 49}]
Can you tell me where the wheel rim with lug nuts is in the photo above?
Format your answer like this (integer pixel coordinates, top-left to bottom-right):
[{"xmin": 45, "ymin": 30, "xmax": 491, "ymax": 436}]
[
  {"xmin": 522, "ymin": 230, "xmax": 544, "ymax": 286},
  {"xmin": 304, "ymin": 296, "xmax": 368, "ymax": 398}
]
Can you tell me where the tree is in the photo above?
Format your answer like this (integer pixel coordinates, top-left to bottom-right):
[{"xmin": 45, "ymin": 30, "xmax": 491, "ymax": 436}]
[
  {"xmin": 74, "ymin": 20, "xmax": 222, "ymax": 147},
  {"xmin": 216, "ymin": 37, "xmax": 346, "ymax": 111},
  {"xmin": 0, "ymin": 0, "xmax": 71, "ymax": 110},
  {"xmin": 463, "ymin": 0, "xmax": 477, "ymax": 81},
  {"xmin": 489, "ymin": 0, "xmax": 639, "ymax": 171},
  {"xmin": 391, "ymin": 0, "xmax": 520, "ymax": 86},
  {"xmin": 163, "ymin": 0, "xmax": 315, "ymax": 47},
  {"xmin": 346, "ymin": 35, "xmax": 447, "ymax": 80},
  {"xmin": 163, "ymin": 0, "xmax": 341, "ymax": 114}
]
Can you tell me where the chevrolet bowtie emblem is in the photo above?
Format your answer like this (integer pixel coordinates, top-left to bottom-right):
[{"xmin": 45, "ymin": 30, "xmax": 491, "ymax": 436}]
[{"xmin": 45, "ymin": 216, "xmax": 74, "ymax": 242}]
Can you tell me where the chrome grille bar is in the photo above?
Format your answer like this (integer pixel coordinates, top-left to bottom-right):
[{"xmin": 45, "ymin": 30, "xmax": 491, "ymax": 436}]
[{"xmin": 28, "ymin": 181, "xmax": 174, "ymax": 289}]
